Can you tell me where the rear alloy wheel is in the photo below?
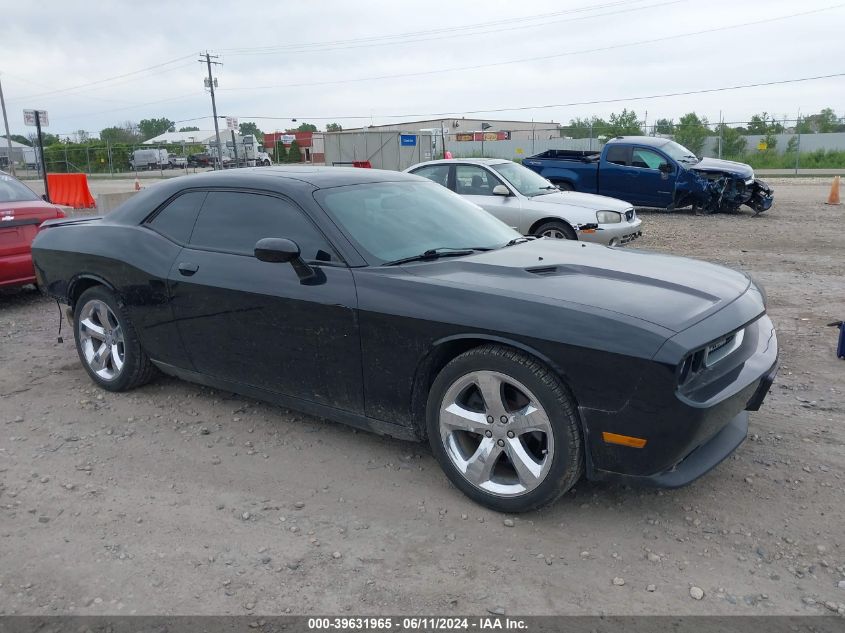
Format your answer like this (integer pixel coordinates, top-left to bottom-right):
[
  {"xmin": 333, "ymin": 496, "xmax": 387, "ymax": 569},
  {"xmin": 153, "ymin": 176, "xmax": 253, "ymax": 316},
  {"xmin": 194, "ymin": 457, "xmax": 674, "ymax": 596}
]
[
  {"xmin": 535, "ymin": 220, "xmax": 576, "ymax": 240},
  {"xmin": 426, "ymin": 345, "xmax": 583, "ymax": 512},
  {"xmin": 73, "ymin": 286, "xmax": 155, "ymax": 392}
]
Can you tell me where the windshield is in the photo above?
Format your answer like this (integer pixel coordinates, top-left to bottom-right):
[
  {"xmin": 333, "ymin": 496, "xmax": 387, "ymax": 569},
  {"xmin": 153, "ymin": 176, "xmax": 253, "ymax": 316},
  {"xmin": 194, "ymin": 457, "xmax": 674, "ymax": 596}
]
[
  {"xmin": 661, "ymin": 141, "xmax": 699, "ymax": 163},
  {"xmin": 0, "ymin": 173, "xmax": 39, "ymax": 203},
  {"xmin": 489, "ymin": 162, "xmax": 556, "ymax": 197},
  {"xmin": 315, "ymin": 181, "xmax": 520, "ymax": 265}
]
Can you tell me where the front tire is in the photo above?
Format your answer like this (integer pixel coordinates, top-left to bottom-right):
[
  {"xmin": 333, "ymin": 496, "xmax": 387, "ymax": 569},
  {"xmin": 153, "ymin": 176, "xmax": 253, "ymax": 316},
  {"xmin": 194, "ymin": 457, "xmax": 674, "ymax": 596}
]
[
  {"xmin": 73, "ymin": 286, "xmax": 154, "ymax": 392},
  {"xmin": 426, "ymin": 345, "xmax": 583, "ymax": 512},
  {"xmin": 535, "ymin": 220, "xmax": 576, "ymax": 240}
]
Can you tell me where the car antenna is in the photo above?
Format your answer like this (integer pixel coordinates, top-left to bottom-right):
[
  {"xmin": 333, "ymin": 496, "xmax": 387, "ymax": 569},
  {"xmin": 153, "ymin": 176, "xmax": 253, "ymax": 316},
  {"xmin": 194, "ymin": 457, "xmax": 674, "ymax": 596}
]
[{"xmin": 55, "ymin": 299, "xmax": 63, "ymax": 344}]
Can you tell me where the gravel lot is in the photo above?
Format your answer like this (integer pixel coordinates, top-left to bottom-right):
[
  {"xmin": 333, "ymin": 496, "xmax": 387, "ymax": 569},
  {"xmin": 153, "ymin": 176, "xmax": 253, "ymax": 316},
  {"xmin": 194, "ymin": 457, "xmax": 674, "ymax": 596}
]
[{"xmin": 1, "ymin": 178, "xmax": 843, "ymax": 616}]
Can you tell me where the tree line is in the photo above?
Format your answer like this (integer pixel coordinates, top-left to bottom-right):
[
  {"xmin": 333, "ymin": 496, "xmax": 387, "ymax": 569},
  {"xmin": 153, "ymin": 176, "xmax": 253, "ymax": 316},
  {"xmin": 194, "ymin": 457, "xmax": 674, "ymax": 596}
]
[{"xmin": 562, "ymin": 107, "xmax": 844, "ymax": 158}]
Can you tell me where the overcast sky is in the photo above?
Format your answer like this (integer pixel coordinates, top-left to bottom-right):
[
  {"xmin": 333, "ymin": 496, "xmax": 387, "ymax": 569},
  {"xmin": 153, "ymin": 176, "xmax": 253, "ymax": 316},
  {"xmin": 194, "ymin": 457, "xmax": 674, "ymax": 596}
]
[{"xmin": 1, "ymin": 0, "xmax": 843, "ymax": 138}]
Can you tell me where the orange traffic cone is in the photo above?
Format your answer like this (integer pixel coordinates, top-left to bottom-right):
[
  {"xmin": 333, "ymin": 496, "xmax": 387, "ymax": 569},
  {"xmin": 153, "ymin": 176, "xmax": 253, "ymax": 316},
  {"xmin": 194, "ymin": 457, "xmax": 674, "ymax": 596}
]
[
  {"xmin": 134, "ymin": 177, "xmax": 141, "ymax": 191},
  {"xmin": 825, "ymin": 175, "xmax": 841, "ymax": 205}
]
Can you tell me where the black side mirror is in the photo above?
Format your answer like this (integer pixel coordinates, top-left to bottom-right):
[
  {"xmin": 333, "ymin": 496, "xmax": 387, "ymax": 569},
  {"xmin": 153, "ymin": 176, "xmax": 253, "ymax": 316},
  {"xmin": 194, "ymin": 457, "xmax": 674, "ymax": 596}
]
[
  {"xmin": 254, "ymin": 237, "xmax": 318, "ymax": 282},
  {"xmin": 255, "ymin": 237, "xmax": 300, "ymax": 263}
]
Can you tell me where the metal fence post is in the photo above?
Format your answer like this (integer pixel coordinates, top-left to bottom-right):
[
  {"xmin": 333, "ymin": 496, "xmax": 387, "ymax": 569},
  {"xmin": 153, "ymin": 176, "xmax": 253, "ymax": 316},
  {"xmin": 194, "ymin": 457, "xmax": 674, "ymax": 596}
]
[
  {"xmin": 86, "ymin": 146, "xmax": 91, "ymax": 174},
  {"xmin": 795, "ymin": 113, "xmax": 801, "ymax": 175}
]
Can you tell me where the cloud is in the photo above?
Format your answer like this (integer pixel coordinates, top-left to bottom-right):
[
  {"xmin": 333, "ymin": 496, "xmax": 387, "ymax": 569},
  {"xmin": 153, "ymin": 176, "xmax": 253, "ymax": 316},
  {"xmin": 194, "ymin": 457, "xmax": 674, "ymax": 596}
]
[{"xmin": 1, "ymin": 0, "xmax": 842, "ymax": 136}]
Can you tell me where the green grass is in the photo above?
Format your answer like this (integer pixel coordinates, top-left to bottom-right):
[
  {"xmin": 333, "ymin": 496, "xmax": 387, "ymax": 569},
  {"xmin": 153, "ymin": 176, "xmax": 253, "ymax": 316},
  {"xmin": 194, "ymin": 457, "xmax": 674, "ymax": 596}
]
[{"xmin": 722, "ymin": 150, "xmax": 845, "ymax": 169}]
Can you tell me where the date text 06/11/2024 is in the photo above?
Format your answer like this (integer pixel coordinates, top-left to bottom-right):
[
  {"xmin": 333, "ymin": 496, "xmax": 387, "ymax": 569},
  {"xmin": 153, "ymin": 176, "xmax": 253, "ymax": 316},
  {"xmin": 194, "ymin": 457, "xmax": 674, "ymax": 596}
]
[{"xmin": 307, "ymin": 616, "xmax": 529, "ymax": 630}]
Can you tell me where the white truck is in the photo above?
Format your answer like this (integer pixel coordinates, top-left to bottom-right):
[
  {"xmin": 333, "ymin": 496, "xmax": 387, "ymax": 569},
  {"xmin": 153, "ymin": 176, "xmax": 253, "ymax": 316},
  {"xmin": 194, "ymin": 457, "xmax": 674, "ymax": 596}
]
[
  {"xmin": 209, "ymin": 135, "xmax": 272, "ymax": 168},
  {"xmin": 240, "ymin": 135, "xmax": 272, "ymax": 167},
  {"xmin": 129, "ymin": 148, "xmax": 168, "ymax": 171}
]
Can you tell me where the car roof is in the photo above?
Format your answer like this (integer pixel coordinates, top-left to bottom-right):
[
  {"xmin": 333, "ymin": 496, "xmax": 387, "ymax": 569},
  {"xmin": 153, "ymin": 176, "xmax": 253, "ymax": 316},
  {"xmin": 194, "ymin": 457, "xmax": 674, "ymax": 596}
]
[
  {"xmin": 605, "ymin": 136, "xmax": 672, "ymax": 148},
  {"xmin": 105, "ymin": 166, "xmax": 429, "ymax": 224},
  {"xmin": 217, "ymin": 165, "xmax": 424, "ymax": 187},
  {"xmin": 407, "ymin": 158, "xmax": 511, "ymax": 170}
]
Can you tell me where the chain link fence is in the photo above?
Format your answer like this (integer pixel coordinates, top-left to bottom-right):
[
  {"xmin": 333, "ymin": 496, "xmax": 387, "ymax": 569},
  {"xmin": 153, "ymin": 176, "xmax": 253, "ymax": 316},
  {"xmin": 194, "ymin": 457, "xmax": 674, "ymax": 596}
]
[{"xmin": 11, "ymin": 142, "xmax": 211, "ymax": 180}]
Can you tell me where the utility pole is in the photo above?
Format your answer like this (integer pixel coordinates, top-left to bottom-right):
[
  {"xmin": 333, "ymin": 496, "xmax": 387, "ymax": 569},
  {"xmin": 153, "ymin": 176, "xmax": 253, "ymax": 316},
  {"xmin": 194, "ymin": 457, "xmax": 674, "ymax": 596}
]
[
  {"xmin": 200, "ymin": 52, "xmax": 223, "ymax": 170},
  {"xmin": 0, "ymin": 73, "xmax": 15, "ymax": 175}
]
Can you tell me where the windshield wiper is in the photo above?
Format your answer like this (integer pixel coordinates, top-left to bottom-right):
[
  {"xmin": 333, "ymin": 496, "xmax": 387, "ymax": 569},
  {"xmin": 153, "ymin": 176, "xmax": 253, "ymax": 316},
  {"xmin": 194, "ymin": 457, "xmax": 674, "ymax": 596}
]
[{"xmin": 382, "ymin": 247, "xmax": 488, "ymax": 266}]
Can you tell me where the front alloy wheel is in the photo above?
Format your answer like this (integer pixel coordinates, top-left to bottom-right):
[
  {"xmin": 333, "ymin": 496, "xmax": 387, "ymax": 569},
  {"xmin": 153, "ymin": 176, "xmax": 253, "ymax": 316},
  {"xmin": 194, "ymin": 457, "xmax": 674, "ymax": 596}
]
[
  {"xmin": 426, "ymin": 345, "xmax": 583, "ymax": 512},
  {"xmin": 439, "ymin": 370, "xmax": 554, "ymax": 497}
]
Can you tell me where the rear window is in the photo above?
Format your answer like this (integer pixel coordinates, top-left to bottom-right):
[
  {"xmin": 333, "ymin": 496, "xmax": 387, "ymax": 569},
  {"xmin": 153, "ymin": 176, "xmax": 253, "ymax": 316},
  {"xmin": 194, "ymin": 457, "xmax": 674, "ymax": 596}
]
[
  {"xmin": 148, "ymin": 191, "xmax": 207, "ymax": 243},
  {"xmin": 0, "ymin": 174, "xmax": 39, "ymax": 203},
  {"xmin": 605, "ymin": 145, "xmax": 629, "ymax": 166}
]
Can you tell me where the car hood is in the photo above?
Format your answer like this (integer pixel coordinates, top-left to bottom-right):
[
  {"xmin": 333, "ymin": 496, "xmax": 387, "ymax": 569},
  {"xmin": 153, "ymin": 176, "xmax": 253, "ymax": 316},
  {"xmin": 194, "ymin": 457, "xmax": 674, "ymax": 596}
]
[
  {"xmin": 527, "ymin": 190, "xmax": 631, "ymax": 212},
  {"xmin": 404, "ymin": 240, "xmax": 753, "ymax": 333},
  {"xmin": 690, "ymin": 157, "xmax": 754, "ymax": 179}
]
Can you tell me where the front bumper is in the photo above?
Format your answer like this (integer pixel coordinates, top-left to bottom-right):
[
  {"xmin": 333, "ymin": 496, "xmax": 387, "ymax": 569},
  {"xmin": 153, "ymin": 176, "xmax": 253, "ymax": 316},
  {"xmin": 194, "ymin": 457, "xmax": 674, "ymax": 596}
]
[
  {"xmin": 583, "ymin": 312, "xmax": 778, "ymax": 487},
  {"xmin": 616, "ymin": 359, "xmax": 777, "ymax": 488},
  {"xmin": 579, "ymin": 216, "xmax": 643, "ymax": 246}
]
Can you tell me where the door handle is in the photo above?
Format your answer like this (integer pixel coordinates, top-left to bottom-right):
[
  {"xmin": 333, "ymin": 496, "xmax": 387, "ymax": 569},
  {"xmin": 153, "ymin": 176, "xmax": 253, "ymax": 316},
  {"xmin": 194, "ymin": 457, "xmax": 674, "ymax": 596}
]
[{"xmin": 178, "ymin": 262, "xmax": 199, "ymax": 276}]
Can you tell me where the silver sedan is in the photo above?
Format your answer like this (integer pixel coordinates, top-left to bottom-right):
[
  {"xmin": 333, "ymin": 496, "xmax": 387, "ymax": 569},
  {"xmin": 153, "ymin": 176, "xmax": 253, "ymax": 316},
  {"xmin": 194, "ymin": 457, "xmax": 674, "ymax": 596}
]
[{"xmin": 405, "ymin": 158, "xmax": 642, "ymax": 246}]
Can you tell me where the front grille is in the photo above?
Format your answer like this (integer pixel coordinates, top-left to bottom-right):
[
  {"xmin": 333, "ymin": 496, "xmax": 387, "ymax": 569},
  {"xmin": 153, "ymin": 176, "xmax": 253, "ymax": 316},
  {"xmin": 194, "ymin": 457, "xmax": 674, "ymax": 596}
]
[{"xmin": 625, "ymin": 209, "xmax": 635, "ymax": 221}]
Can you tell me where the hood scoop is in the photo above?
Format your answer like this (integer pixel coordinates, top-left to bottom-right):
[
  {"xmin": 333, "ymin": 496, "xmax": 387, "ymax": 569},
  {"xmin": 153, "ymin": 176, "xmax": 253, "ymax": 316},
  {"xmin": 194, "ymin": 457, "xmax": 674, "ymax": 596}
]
[{"xmin": 526, "ymin": 265, "xmax": 559, "ymax": 276}]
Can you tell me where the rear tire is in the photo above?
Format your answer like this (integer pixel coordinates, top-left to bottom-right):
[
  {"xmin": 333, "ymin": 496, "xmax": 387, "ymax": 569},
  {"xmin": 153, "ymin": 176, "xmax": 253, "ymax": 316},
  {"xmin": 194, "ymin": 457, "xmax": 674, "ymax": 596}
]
[
  {"xmin": 73, "ymin": 286, "xmax": 155, "ymax": 392},
  {"xmin": 534, "ymin": 220, "xmax": 577, "ymax": 240},
  {"xmin": 426, "ymin": 345, "xmax": 583, "ymax": 513}
]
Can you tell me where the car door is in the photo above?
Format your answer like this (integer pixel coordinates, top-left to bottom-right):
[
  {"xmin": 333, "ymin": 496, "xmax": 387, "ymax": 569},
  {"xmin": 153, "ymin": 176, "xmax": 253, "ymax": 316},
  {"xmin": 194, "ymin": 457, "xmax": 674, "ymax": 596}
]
[
  {"xmin": 168, "ymin": 189, "xmax": 363, "ymax": 413},
  {"xmin": 628, "ymin": 146, "xmax": 675, "ymax": 207},
  {"xmin": 596, "ymin": 144, "xmax": 637, "ymax": 203},
  {"xmin": 453, "ymin": 164, "xmax": 522, "ymax": 230}
]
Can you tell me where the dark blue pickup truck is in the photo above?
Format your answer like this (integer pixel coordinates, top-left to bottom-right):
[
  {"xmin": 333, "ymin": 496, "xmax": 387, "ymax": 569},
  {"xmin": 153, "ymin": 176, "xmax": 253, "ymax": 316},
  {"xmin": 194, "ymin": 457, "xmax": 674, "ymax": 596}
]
[{"xmin": 522, "ymin": 136, "xmax": 774, "ymax": 214}]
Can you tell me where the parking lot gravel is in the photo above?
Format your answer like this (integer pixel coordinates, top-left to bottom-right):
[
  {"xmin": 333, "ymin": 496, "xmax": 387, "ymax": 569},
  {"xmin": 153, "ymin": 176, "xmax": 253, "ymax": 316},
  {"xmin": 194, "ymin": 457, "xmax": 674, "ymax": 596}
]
[{"xmin": 0, "ymin": 178, "xmax": 843, "ymax": 616}]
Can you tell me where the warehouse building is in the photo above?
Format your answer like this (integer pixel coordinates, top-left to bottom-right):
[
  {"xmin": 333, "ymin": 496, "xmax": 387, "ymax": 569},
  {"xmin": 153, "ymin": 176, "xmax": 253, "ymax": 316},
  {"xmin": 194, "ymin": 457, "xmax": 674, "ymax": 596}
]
[
  {"xmin": 341, "ymin": 118, "xmax": 562, "ymax": 141},
  {"xmin": 0, "ymin": 137, "xmax": 36, "ymax": 168}
]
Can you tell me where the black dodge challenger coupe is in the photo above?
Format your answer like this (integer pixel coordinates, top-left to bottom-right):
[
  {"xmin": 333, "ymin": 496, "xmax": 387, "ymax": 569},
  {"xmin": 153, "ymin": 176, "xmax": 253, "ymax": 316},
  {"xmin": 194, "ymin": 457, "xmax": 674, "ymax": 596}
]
[{"xmin": 32, "ymin": 167, "xmax": 778, "ymax": 512}]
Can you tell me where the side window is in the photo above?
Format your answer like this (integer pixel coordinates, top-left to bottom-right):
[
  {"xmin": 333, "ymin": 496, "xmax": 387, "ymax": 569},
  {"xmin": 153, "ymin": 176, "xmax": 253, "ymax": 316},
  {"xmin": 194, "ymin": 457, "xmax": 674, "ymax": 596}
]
[
  {"xmin": 411, "ymin": 165, "xmax": 450, "ymax": 188},
  {"xmin": 454, "ymin": 165, "xmax": 503, "ymax": 196},
  {"xmin": 631, "ymin": 148, "xmax": 668, "ymax": 170},
  {"xmin": 605, "ymin": 145, "xmax": 629, "ymax": 166},
  {"xmin": 147, "ymin": 191, "xmax": 207, "ymax": 243},
  {"xmin": 189, "ymin": 191, "xmax": 338, "ymax": 262}
]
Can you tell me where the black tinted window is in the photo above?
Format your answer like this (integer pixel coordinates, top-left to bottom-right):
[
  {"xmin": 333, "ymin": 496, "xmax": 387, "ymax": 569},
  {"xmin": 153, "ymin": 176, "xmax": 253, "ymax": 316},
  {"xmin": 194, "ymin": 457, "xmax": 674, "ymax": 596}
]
[
  {"xmin": 189, "ymin": 191, "xmax": 337, "ymax": 261},
  {"xmin": 605, "ymin": 145, "xmax": 629, "ymax": 166},
  {"xmin": 148, "ymin": 191, "xmax": 206, "ymax": 242}
]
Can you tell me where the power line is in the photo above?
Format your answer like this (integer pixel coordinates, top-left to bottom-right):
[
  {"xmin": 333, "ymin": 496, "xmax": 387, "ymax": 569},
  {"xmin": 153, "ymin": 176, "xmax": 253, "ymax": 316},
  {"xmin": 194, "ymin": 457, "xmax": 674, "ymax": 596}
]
[
  {"xmin": 228, "ymin": 72, "xmax": 845, "ymax": 121},
  {"xmin": 219, "ymin": 0, "xmax": 642, "ymax": 54},
  {"xmin": 223, "ymin": 0, "xmax": 686, "ymax": 56},
  {"xmin": 8, "ymin": 54, "xmax": 197, "ymax": 102},
  {"xmin": 218, "ymin": 4, "xmax": 845, "ymax": 93}
]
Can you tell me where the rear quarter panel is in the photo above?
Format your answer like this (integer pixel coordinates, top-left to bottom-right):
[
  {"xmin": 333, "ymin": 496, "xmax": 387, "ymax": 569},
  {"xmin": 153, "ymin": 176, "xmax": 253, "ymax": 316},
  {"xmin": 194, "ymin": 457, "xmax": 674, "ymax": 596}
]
[{"xmin": 32, "ymin": 222, "xmax": 187, "ymax": 367}]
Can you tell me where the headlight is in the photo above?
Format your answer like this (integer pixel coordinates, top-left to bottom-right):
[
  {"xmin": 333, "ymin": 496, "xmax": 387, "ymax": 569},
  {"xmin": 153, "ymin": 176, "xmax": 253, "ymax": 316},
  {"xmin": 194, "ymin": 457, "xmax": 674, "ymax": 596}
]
[{"xmin": 596, "ymin": 211, "xmax": 622, "ymax": 224}]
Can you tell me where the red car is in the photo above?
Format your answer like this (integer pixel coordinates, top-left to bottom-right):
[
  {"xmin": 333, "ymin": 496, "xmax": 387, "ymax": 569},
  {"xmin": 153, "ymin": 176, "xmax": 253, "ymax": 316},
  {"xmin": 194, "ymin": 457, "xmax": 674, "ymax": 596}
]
[{"xmin": 0, "ymin": 171, "xmax": 66, "ymax": 289}]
